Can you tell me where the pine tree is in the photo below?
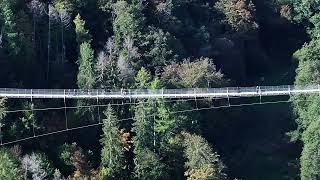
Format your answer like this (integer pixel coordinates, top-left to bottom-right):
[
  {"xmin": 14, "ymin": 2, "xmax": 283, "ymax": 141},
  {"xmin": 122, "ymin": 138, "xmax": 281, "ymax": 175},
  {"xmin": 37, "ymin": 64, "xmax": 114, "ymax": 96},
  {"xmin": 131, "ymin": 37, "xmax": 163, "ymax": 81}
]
[
  {"xmin": 132, "ymin": 102, "xmax": 154, "ymax": 152},
  {"xmin": 132, "ymin": 100, "xmax": 168, "ymax": 179},
  {"xmin": 113, "ymin": 0, "xmax": 144, "ymax": 47},
  {"xmin": 0, "ymin": 148, "xmax": 22, "ymax": 179},
  {"xmin": 133, "ymin": 149, "xmax": 167, "ymax": 180},
  {"xmin": 0, "ymin": 0, "xmax": 20, "ymax": 56},
  {"xmin": 100, "ymin": 104, "xmax": 125, "ymax": 179},
  {"xmin": 77, "ymin": 42, "xmax": 95, "ymax": 89},
  {"xmin": 73, "ymin": 13, "xmax": 91, "ymax": 45},
  {"xmin": 135, "ymin": 67, "xmax": 152, "ymax": 89}
]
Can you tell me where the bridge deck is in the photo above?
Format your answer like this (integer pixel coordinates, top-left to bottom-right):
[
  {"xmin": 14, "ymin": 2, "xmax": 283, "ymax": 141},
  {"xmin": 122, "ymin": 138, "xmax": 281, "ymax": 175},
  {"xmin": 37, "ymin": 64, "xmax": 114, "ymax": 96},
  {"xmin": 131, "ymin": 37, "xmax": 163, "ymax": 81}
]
[{"xmin": 0, "ymin": 85, "xmax": 318, "ymax": 99}]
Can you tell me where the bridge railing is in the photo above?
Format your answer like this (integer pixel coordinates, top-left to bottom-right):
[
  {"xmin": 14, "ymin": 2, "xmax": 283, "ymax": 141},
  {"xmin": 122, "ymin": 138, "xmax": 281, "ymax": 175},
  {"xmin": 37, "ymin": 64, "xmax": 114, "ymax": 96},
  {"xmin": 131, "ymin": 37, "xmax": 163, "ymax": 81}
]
[{"xmin": 0, "ymin": 84, "xmax": 319, "ymax": 99}]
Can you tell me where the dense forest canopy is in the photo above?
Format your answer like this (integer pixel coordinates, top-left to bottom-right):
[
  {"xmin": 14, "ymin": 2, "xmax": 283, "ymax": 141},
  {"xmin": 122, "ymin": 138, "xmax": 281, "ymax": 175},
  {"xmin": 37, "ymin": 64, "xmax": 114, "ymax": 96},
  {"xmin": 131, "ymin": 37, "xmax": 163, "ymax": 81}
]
[{"xmin": 0, "ymin": 0, "xmax": 318, "ymax": 179}]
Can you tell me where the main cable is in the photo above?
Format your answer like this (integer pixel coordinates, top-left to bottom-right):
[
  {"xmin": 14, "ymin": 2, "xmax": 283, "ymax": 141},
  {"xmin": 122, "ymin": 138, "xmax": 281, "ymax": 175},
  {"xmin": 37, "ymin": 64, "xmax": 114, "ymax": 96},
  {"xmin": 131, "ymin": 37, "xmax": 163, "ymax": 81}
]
[{"xmin": 3, "ymin": 97, "xmax": 220, "ymax": 113}]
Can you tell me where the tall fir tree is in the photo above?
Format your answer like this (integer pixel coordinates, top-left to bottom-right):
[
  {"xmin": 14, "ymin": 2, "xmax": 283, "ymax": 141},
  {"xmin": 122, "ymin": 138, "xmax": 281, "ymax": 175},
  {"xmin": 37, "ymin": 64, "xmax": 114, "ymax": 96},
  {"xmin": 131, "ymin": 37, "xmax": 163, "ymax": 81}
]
[
  {"xmin": 100, "ymin": 104, "xmax": 125, "ymax": 179},
  {"xmin": 73, "ymin": 13, "xmax": 91, "ymax": 45},
  {"xmin": 77, "ymin": 42, "xmax": 95, "ymax": 89},
  {"xmin": 0, "ymin": 0, "xmax": 19, "ymax": 56}
]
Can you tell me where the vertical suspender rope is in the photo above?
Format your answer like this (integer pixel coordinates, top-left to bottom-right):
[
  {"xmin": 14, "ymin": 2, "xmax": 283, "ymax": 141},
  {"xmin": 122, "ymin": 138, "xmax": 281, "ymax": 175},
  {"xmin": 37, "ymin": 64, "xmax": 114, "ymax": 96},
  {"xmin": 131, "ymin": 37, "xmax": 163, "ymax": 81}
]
[
  {"xmin": 162, "ymin": 88, "xmax": 164, "ymax": 99},
  {"xmin": 0, "ymin": 123, "xmax": 2, "ymax": 145},
  {"xmin": 64, "ymin": 90, "xmax": 68, "ymax": 130},
  {"xmin": 153, "ymin": 115, "xmax": 156, "ymax": 152},
  {"xmin": 227, "ymin": 88, "xmax": 230, "ymax": 106},
  {"xmin": 194, "ymin": 89, "xmax": 198, "ymax": 109},
  {"xmin": 97, "ymin": 96, "xmax": 101, "ymax": 124},
  {"xmin": 259, "ymin": 86, "xmax": 262, "ymax": 104},
  {"xmin": 0, "ymin": 113, "xmax": 2, "ymax": 144},
  {"xmin": 31, "ymin": 89, "xmax": 35, "ymax": 137}
]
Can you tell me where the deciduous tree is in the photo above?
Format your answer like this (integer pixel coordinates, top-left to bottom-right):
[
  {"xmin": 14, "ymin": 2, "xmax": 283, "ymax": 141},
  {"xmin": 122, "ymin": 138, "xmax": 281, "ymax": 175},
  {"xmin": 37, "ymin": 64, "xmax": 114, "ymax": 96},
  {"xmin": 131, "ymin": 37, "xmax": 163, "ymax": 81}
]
[
  {"xmin": 22, "ymin": 152, "xmax": 54, "ymax": 180},
  {"xmin": 215, "ymin": 0, "xmax": 258, "ymax": 33},
  {"xmin": 182, "ymin": 132, "xmax": 226, "ymax": 180},
  {"xmin": 161, "ymin": 57, "xmax": 226, "ymax": 88}
]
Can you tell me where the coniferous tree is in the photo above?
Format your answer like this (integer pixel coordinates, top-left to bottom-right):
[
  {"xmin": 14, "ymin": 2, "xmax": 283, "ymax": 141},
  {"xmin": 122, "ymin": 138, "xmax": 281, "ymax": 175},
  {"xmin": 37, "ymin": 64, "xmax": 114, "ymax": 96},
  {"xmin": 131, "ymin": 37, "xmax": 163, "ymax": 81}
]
[
  {"xmin": 132, "ymin": 100, "xmax": 168, "ymax": 179},
  {"xmin": 100, "ymin": 104, "xmax": 125, "ymax": 179},
  {"xmin": 73, "ymin": 14, "xmax": 91, "ymax": 45},
  {"xmin": 77, "ymin": 42, "xmax": 95, "ymax": 89},
  {"xmin": 0, "ymin": 0, "xmax": 19, "ymax": 56},
  {"xmin": 0, "ymin": 148, "xmax": 22, "ymax": 179},
  {"xmin": 113, "ymin": 0, "xmax": 144, "ymax": 47},
  {"xmin": 134, "ymin": 67, "xmax": 152, "ymax": 89}
]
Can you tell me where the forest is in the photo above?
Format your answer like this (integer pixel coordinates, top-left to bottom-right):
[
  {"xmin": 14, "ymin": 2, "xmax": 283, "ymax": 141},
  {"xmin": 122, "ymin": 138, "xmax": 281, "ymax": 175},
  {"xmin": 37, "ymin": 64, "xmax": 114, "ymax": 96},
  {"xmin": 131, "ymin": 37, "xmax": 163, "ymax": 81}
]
[{"xmin": 0, "ymin": 0, "xmax": 319, "ymax": 179}]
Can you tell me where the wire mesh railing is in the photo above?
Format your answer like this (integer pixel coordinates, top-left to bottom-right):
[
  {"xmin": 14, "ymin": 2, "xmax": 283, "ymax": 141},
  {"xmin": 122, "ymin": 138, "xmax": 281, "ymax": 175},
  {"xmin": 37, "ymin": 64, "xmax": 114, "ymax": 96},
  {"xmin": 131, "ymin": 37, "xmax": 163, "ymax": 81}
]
[{"xmin": 0, "ymin": 85, "xmax": 319, "ymax": 99}]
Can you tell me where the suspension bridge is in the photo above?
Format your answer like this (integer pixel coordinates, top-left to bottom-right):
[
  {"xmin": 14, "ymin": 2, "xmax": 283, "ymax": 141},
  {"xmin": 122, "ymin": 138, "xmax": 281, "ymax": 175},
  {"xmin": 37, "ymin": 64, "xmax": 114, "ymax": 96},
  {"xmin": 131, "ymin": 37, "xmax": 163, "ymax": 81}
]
[
  {"xmin": 0, "ymin": 84, "xmax": 318, "ymax": 146},
  {"xmin": 0, "ymin": 84, "xmax": 319, "ymax": 99}
]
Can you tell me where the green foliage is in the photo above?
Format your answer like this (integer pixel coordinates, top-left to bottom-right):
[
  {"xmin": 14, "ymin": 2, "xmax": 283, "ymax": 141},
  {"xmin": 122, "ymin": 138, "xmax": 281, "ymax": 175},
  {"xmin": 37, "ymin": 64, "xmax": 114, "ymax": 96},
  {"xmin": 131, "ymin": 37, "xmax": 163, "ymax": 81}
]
[
  {"xmin": 133, "ymin": 149, "xmax": 167, "ymax": 180},
  {"xmin": 53, "ymin": 0, "xmax": 73, "ymax": 12},
  {"xmin": 77, "ymin": 42, "xmax": 95, "ymax": 89},
  {"xmin": 292, "ymin": 37, "xmax": 320, "ymax": 179},
  {"xmin": 19, "ymin": 102, "xmax": 39, "ymax": 132},
  {"xmin": 300, "ymin": 120, "xmax": 320, "ymax": 180},
  {"xmin": 98, "ymin": 0, "xmax": 116, "ymax": 12},
  {"xmin": 58, "ymin": 142, "xmax": 94, "ymax": 178},
  {"xmin": 132, "ymin": 101, "xmax": 154, "ymax": 151},
  {"xmin": 73, "ymin": 14, "xmax": 91, "ymax": 44},
  {"xmin": 283, "ymin": 0, "xmax": 320, "ymax": 38},
  {"xmin": 144, "ymin": 28, "xmax": 177, "ymax": 67},
  {"xmin": 100, "ymin": 104, "xmax": 125, "ymax": 179},
  {"xmin": 150, "ymin": 78, "xmax": 162, "ymax": 90},
  {"xmin": 0, "ymin": 148, "xmax": 22, "ymax": 180},
  {"xmin": 0, "ymin": 0, "xmax": 304, "ymax": 179},
  {"xmin": 155, "ymin": 100, "xmax": 176, "ymax": 138},
  {"xmin": 182, "ymin": 132, "xmax": 226, "ymax": 180},
  {"xmin": 291, "ymin": 39, "xmax": 320, "ymax": 139},
  {"xmin": 0, "ymin": 98, "xmax": 6, "ymax": 129},
  {"xmin": 59, "ymin": 143, "xmax": 78, "ymax": 166},
  {"xmin": 0, "ymin": 0, "xmax": 19, "ymax": 56},
  {"xmin": 134, "ymin": 67, "xmax": 152, "ymax": 89},
  {"xmin": 113, "ymin": 0, "xmax": 144, "ymax": 46},
  {"xmin": 294, "ymin": 39, "xmax": 320, "ymax": 85}
]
